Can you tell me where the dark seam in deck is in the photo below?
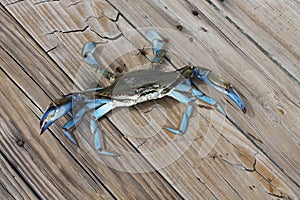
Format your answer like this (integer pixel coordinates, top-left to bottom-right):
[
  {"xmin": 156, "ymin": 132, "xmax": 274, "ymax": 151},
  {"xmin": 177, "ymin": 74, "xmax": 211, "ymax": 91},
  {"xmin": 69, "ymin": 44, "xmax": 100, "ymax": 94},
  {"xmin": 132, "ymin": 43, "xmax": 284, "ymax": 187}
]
[
  {"xmin": 0, "ymin": 150, "xmax": 41, "ymax": 200},
  {"xmin": 224, "ymin": 15, "xmax": 300, "ymax": 85},
  {"xmin": 0, "ymin": 179, "xmax": 14, "ymax": 199},
  {"xmin": 0, "ymin": 47, "xmax": 48, "ymax": 112}
]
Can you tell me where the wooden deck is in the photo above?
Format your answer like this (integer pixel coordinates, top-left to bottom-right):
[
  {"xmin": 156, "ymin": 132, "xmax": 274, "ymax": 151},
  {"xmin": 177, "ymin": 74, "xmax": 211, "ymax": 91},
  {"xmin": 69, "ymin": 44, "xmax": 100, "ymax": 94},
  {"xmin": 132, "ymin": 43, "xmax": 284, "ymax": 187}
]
[{"xmin": 0, "ymin": 0, "xmax": 299, "ymax": 199}]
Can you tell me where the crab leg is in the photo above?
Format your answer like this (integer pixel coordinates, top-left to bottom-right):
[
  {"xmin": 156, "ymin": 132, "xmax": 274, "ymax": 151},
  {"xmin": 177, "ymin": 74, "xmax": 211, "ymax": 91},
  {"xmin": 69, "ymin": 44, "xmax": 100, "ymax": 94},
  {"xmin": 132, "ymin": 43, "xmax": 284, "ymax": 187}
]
[
  {"xmin": 174, "ymin": 79, "xmax": 226, "ymax": 116},
  {"xmin": 165, "ymin": 91, "xmax": 195, "ymax": 134},
  {"xmin": 63, "ymin": 101, "xmax": 105, "ymax": 144},
  {"xmin": 166, "ymin": 79, "xmax": 227, "ymax": 134},
  {"xmin": 63, "ymin": 108, "xmax": 87, "ymax": 144},
  {"xmin": 191, "ymin": 88, "xmax": 226, "ymax": 116},
  {"xmin": 164, "ymin": 104, "xmax": 194, "ymax": 135},
  {"xmin": 174, "ymin": 79, "xmax": 192, "ymax": 93},
  {"xmin": 169, "ymin": 90, "xmax": 195, "ymax": 104},
  {"xmin": 90, "ymin": 101, "xmax": 117, "ymax": 156}
]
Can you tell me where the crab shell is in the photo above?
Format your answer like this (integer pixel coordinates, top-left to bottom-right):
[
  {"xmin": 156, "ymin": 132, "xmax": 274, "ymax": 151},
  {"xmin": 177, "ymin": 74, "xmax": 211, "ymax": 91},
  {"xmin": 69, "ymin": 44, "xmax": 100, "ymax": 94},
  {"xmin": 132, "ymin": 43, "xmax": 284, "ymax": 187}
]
[{"xmin": 84, "ymin": 69, "xmax": 186, "ymax": 107}]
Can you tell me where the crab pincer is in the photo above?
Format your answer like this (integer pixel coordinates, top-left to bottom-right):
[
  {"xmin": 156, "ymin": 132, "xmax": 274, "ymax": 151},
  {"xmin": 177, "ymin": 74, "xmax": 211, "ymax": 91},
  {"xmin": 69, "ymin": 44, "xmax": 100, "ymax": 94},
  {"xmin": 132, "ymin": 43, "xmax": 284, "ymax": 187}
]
[
  {"xmin": 82, "ymin": 42, "xmax": 116, "ymax": 82},
  {"xmin": 40, "ymin": 91, "xmax": 117, "ymax": 156},
  {"xmin": 192, "ymin": 66, "xmax": 246, "ymax": 113}
]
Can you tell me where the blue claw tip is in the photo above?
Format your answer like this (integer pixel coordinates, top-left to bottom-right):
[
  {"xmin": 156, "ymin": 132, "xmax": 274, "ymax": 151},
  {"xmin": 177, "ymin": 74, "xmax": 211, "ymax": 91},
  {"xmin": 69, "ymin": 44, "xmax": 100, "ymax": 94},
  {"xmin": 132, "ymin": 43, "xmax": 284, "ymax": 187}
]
[
  {"xmin": 164, "ymin": 127, "xmax": 182, "ymax": 135},
  {"xmin": 227, "ymin": 87, "xmax": 246, "ymax": 113},
  {"xmin": 99, "ymin": 150, "xmax": 118, "ymax": 157},
  {"xmin": 64, "ymin": 130, "xmax": 77, "ymax": 144},
  {"xmin": 40, "ymin": 94, "xmax": 81, "ymax": 134},
  {"xmin": 40, "ymin": 106, "xmax": 57, "ymax": 134}
]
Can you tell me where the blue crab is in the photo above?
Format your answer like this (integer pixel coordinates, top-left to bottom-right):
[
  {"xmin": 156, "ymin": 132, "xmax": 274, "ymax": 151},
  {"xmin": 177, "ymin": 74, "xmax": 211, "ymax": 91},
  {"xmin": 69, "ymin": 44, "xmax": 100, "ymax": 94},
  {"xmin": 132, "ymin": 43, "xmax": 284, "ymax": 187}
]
[
  {"xmin": 40, "ymin": 67, "xmax": 246, "ymax": 156},
  {"xmin": 40, "ymin": 32, "xmax": 246, "ymax": 156}
]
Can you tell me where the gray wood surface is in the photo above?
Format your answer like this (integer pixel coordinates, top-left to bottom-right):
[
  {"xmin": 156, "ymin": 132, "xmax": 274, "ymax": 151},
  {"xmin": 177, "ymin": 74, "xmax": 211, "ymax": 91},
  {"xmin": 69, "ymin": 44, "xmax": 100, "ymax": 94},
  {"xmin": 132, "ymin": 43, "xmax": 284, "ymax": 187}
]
[{"xmin": 0, "ymin": 0, "xmax": 299, "ymax": 199}]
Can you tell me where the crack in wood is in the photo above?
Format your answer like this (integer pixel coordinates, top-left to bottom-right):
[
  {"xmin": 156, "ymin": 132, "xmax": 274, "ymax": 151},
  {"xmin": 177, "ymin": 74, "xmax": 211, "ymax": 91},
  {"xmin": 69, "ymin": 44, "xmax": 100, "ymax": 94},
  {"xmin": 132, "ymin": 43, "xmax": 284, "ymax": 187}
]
[
  {"xmin": 33, "ymin": 0, "xmax": 60, "ymax": 6},
  {"xmin": 226, "ymin": 116, "xmax": 299, "ymax": 188},
  {"xmin": 137, "ymin": 139, "xmax": 147, "ymax": 149},
  {"xmin": 45, "ymin": 25, "xmax": 89, "ymax": 35},
  {"xmin": 4, "ymin": 0, "xmax": 25, "ymax": 6},
  {"xmin": 44, "ymin": 14, "xmax": 123, "ymax": 42},
  {"xmin": 220, "ymin": 152, "xmax": 294, "ymax": 199},
  {"xmin": 64, "ymin": 0, "xmax": 82, "ymax": 8}
]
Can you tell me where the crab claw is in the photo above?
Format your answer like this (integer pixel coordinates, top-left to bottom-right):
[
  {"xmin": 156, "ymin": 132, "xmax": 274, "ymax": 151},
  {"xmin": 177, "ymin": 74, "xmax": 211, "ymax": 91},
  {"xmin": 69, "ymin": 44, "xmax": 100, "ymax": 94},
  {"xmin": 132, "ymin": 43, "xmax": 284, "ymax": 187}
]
[
  {"xmin": 193, "ymin": 67, "xmax": 246, "ymax": 113},
  {"xmin": 40, "ymin": 94, "xmax": 83, "ymax": 134},
  {"xmin": 82, "ymin": 41, "xmax": 98, "ymax": 67}
]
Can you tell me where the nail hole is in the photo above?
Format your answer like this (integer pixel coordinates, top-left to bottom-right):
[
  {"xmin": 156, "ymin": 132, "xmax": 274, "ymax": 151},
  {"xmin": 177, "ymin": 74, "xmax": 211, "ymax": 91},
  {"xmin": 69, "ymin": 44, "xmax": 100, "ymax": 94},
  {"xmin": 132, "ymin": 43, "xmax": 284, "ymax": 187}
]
[
  {"xmin": 176, "ymin": 25, "xmax": 183, "ymax": 31},
  {"xmin": 17, "ymin": 139, "xmax": 24, "ymax": 147},
  {"xmin": 200, "ymin": 27, "xmax": 208, "ymax": 32},
  {"xmin": 192, "ymin": 10, "xmax": 198, "ymax": 16},
  {"xmin": 249, "ymin": 185, "xmax": 256, "ymax": 190}
]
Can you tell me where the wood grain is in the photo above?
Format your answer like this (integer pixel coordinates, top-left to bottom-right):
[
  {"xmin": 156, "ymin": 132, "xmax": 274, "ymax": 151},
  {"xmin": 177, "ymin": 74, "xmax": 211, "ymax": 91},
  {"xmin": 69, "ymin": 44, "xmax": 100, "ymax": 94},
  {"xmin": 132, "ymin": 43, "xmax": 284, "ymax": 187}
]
[
  {"xmin": 0, "ymin": 0, "xmax": 299, "ymax": 199},
  {"xmin": 0, "ymin": 3, "xmax": 182, "ymax": 199},
  {"xmin": 0, "ymin": 153, "xmax": 38, "ymax": 200}
]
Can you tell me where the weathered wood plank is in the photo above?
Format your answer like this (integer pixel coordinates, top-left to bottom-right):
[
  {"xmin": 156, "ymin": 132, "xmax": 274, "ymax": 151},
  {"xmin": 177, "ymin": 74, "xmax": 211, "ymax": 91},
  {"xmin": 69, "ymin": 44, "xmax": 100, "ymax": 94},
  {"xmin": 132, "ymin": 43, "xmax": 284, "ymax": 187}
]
[
  {"xmin": 1, "ymin": 0, "xmax": 299, "ymax": 199},
  {"xmin": 0, "ymin": 153, "xmax": 38, "ymax": 200},
  {"xmin": 0, "ymin": 3, "xmax": 182, "ymax": 200},
  {"xmin": 209, "ymin": 0, "xmax": 300, "ymax": 81}
]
